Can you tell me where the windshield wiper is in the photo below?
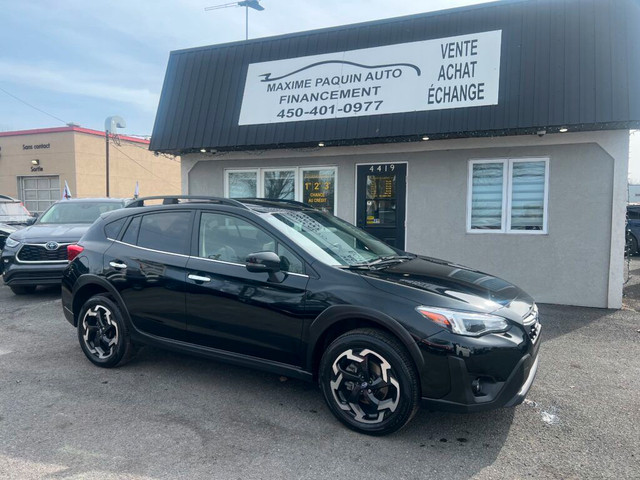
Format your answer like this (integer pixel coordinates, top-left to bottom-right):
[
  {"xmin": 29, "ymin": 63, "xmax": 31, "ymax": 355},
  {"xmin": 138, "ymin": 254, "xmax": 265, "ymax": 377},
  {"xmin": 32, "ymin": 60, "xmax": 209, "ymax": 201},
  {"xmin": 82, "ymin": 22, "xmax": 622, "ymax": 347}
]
[
  {"xmin": 368, "ymin": 254, "xmax": 415, "ymax": 266},
  {"xmin": 339, "ymin": 255, "xmax": 415, "ymax": 270}
]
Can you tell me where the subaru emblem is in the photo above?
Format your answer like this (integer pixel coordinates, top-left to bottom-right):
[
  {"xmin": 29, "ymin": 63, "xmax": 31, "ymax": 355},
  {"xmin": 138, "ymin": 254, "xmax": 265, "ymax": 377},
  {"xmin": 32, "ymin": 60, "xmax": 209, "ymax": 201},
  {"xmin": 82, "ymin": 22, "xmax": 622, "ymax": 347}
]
[{"xmin": 45, "ymin": 241, "xmax": 59, "ymax": 251}]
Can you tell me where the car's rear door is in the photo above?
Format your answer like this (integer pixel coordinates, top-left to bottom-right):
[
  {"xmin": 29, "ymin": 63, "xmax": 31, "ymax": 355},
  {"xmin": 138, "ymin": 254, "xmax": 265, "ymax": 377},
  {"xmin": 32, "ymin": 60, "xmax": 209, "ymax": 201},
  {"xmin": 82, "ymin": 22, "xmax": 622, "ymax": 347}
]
[
  {"xmin": 104, "ymin": 210, "xmax": 194, "ymax": 341},
  {"xmin": 185, "ymin": 210, "xmax": 309, "ymax": 366}
]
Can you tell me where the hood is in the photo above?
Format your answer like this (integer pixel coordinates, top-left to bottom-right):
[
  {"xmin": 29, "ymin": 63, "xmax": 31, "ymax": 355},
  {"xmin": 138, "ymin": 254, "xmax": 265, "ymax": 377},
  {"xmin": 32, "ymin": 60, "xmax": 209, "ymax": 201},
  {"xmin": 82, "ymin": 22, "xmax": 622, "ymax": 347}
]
[
  {"xmin": 358, "ymin": 256, "xmax": 534, "ymax": 321},
  {"xmin": 9, "ymin": 223, "xmax": 92, "ymax": 244}
]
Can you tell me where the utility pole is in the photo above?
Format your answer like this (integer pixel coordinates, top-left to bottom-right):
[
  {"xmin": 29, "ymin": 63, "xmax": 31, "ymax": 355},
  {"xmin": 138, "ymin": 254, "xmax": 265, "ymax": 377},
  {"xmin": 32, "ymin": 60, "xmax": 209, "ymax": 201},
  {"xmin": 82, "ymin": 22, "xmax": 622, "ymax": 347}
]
[
  {"xmin": 104, "ymin": 116, "xmax": 126, "ymax": 197},
  {"xmin": 205, "ymin": 0, "xmax": 265, "ymax": 41}
]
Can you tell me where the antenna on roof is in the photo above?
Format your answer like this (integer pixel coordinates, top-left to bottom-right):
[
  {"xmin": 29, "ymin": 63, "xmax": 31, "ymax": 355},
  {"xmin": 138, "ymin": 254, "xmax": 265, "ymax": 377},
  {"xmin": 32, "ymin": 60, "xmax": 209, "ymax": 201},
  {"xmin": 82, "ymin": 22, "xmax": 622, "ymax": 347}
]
[{"xmin": 204, "ymin": 0, "xmax": 265, "ymax": 40}]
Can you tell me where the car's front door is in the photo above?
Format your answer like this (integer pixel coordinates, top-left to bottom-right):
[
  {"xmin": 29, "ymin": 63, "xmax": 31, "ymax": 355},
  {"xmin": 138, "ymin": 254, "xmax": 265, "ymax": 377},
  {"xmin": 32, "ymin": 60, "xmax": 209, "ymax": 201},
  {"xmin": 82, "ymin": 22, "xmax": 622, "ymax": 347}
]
[
  {"xmin": 185, "ymin": 211, "xmax": 308, "ymax": 366},
  {"xmin": 104, "ymin": 210, "xmax": 193, "ymax": 341}
]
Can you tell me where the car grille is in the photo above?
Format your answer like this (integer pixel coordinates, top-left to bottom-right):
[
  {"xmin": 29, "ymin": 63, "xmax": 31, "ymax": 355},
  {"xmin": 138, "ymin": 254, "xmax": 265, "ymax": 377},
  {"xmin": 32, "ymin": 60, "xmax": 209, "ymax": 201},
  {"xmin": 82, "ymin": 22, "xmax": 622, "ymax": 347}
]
[{"xmin": 17, "ymin": 244, "xmax": 69, "ymax": 263}]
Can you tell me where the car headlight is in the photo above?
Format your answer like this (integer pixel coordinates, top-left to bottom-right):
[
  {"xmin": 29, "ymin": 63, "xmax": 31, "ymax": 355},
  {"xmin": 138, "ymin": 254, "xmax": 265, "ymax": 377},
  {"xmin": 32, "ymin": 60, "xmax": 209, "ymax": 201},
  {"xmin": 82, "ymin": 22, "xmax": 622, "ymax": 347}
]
[
  {"xmin": 4, "ymin": 237, "xmax": 20, "ymax": 249},
  {"xmin": 416, "ymin": 306, "xmax": 510, "ymax": 337}
]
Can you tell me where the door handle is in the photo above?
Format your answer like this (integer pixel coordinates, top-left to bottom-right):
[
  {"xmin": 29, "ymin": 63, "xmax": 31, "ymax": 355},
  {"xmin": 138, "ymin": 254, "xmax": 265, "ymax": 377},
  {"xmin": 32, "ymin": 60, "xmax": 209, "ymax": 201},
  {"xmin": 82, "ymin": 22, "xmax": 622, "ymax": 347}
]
[
  {"xmin": 188, "ymin": 274, "xmax": 211, "ymax": 283},
  {"xmin": 109, "ymin": 261, "xmax": 127, "ymax": 270}
]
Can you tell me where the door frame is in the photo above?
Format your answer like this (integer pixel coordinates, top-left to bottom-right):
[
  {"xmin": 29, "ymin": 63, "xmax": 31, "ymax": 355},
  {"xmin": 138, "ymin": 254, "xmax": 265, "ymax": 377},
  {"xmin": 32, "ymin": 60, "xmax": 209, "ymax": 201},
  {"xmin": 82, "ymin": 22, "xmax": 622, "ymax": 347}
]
[{"xmin": 354, "ymin": 161, "xmax": 409, "ymax": 250}]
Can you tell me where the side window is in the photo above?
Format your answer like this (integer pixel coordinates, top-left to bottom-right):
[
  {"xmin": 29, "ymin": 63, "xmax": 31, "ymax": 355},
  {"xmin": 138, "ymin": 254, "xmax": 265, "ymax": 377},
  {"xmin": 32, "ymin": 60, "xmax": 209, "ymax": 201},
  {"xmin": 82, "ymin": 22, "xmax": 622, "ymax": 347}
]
[
  {"xmin": 199, "ymin": 213, "xmax": 274, "ymax": 263},
  {"xmin": 199, "ymin": 213, "xmax": 304, "ymax": 273},
  {"xmin": 277, "ymin": 243, "xmax": 304, "ymax": 274},
  {"xmin": 121, "ymin": 216, "xmax": 141, "ymax": 245},
  {"xmin": 137, "ymin": 212, "xmax": 191, "ymax": 255},
  {"xmin": 104, "ymin": 217, "xmax": 126, "ymax": 239}
]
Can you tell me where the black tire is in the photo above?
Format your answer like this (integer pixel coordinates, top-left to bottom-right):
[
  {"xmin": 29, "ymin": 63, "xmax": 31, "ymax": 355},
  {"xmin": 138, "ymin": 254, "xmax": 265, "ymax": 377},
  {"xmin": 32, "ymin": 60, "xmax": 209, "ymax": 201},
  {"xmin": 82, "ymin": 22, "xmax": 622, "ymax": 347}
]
[
  {"xmin": 10, "ymin": 285, "xmax": 36, "ymax": 295},
  {"xmin": 319, "ymin": 328, "xmax": 420, "ymax": 436},
  {"xmin": 77, "ymin": 295, "xmax": 136, "ymax": 368}
]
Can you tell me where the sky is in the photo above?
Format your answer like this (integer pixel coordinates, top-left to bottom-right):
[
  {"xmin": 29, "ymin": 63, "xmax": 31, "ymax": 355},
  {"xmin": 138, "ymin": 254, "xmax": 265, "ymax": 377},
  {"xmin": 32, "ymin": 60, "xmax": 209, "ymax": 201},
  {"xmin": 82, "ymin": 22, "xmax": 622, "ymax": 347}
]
[{"xmin": 1, "ymin": 0, "xmax": 639, "ymax": 181}]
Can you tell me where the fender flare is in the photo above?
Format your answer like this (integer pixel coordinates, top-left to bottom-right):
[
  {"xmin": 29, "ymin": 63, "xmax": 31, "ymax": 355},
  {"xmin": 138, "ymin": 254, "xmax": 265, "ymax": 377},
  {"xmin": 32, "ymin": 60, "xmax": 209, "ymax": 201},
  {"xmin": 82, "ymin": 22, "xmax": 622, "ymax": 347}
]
[
  {"xmin": 72, "ymin": 275, "xmax": 133, "ymax": 327},
  {"xmin": 305, "ymin": 305, "xmax": 425, "ymax": 374}
]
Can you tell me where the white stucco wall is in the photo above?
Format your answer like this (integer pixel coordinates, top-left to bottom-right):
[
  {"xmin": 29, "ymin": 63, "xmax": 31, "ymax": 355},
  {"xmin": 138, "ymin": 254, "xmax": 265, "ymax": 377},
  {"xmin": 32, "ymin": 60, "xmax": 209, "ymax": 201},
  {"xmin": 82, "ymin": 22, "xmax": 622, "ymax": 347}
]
[{"xmin": 182, "ymin": 130, "xmax": 629, "ymax": 309}]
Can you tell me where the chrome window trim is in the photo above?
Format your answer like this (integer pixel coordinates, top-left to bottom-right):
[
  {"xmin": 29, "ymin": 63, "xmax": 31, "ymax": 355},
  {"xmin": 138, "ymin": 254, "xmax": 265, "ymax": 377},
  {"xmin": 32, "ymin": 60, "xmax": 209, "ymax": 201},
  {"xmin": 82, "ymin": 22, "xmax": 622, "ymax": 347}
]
[
  {"xmin": 113, "ymin": 240, "xmax": 190, "ymax": 258},
  {"xmin": 113, "ymin": 240, "xmax": 309, "ymax": 278},
  {"xmin": 15, "ymin": 242, "xmax": 73, "ymax": 264},
  {"xmin": 191, "ymin": 255, "xmax": 310, "ymax": 278}
]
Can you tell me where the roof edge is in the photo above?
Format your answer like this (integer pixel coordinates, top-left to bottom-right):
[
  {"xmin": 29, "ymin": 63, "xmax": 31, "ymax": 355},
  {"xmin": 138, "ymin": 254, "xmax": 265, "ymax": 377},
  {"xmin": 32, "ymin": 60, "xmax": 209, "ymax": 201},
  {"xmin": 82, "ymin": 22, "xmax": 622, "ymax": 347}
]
[{"xmin": 0, "ymin": 126, "xmax": 150, "ymax": 145}]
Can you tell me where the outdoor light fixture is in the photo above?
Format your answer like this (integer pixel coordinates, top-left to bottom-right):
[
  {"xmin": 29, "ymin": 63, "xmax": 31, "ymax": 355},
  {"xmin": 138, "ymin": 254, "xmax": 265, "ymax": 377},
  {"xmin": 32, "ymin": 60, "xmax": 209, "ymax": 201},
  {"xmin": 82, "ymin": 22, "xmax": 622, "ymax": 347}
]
[
  {"xmin": 318, "ymin": 142, "xmax": 325, "ymax": 147},
  {"xmin": 559, "ymin": 127, "xmax": 568, "ymax": 133},
  {"xmin": 238, "ymin": 0, "xmax": 264, "ymax": 10},
  {"xmin": 200, "ymin": 148, "xmax": 207, "ymax": 153},
  {"xmin": 422, "ymin": 136, "xmax": 430, "ymax": 141},
  {"xmin": 105, "ymin": 115, "xmax": 126, "ymax": 197},
  {"xmin": 31, "ymin": 159, "xmax": 40, "ymax": 165}
]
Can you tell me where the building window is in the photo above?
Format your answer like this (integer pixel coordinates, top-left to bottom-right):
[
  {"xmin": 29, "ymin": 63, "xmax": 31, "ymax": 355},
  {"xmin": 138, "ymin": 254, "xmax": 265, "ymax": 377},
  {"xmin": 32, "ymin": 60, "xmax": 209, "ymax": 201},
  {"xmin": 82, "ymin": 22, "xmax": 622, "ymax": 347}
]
[
  {"xmin": 301, "ymin": 168, "xmax": 336, "ymax": 214},
  {"xmin": 263, "ymin": 169, "xmax": 296, "ymax": 200},
  {"xmin": 18, "ymin": 176, "xmax": 60, "ymax": 214},
  {"xmin": 467, "ymin": 158, "xmax": 549, "ymax": 234},
  {"xmin": 225, "ymin": 167, "xmax": 337, "ymax": 214},
  {"xmin": 227, "ymin": 170, "xmax": 257, "ymax": 198}
]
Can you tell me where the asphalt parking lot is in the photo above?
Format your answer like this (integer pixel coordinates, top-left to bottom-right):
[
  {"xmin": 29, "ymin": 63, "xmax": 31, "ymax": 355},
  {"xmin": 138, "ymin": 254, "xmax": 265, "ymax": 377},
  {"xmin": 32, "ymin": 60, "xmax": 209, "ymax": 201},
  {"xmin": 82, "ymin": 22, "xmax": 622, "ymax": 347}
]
[{"xmin": 1, "ymin": 266, "xmax": 639, "ymax": 480}]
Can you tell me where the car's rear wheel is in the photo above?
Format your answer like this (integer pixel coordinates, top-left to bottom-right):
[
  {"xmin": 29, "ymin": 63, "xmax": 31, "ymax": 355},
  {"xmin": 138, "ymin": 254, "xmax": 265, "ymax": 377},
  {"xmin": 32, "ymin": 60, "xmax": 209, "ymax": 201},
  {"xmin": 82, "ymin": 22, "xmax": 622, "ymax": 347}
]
[
  {"xmin": 319, "ymin": 328, "xmax": 420, "ymax": 436},
  {"xmin": 77, "ymin": 295, "xmax": 136, "ymax": 368},
  {"xmin": 10, "ymin": 285, "xmax": 36, "ymax": 295}
]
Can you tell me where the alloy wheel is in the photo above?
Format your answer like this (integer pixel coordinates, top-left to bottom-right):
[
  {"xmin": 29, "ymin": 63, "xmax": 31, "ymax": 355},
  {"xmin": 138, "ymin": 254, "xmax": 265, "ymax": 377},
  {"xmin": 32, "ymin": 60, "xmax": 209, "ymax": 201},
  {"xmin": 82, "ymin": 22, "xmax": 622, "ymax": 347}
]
[
  {"xmin": 329, "ymin": 348, "xmax": 401, "ymax": 424},
  {"xmin": 81, "ymin": 305, "xmax": 119, "ymax": 360}
]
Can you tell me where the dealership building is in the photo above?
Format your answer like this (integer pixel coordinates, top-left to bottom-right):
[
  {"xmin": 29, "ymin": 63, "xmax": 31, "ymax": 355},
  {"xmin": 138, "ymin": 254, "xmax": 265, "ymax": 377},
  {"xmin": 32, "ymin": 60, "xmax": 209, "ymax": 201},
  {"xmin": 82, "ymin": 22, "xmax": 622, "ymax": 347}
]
[
  {"xmin": 150, "ymin": 0, "xmax": 640, "ymax": 309},
  {"xmin": 0, "ymin": 126, "xmax": 180, "ymax": 213}
]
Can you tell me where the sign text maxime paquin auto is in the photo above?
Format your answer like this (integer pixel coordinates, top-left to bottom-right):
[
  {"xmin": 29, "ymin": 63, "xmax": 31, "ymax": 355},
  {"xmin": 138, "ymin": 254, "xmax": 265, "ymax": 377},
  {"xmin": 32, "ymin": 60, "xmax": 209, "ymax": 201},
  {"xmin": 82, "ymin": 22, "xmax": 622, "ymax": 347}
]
[{"xmin": 238, "ymin": 30, "xmax": 501, "ymax": 126}]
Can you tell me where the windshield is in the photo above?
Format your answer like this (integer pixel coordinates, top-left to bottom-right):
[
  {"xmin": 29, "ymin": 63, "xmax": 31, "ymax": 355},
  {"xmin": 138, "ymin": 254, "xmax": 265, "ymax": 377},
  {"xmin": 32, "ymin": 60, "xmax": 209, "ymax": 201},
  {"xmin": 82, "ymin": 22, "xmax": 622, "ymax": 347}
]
[
  {"xmin": 0, "ymin": 202, "xmax": 31, "ymax": 221},
  {"xmin": 38, "ymin": 202, "xmax": 122, "ymax": 225},
  {"xmin": 263, "ymin": 210, "xmax": 399, "ymax": 266}
]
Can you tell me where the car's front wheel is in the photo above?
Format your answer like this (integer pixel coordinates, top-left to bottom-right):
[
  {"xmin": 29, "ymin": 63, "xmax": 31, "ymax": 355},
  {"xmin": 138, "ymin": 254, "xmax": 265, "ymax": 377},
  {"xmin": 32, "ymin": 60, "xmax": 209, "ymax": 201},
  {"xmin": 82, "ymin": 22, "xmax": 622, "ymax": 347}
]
[
  {"xmin": 319, "ymin": 328, "xmax": 420, "ymax": 436},
  {"xmin": 77, "ymin": 295, "xmax": 136, "ymax": 368}
]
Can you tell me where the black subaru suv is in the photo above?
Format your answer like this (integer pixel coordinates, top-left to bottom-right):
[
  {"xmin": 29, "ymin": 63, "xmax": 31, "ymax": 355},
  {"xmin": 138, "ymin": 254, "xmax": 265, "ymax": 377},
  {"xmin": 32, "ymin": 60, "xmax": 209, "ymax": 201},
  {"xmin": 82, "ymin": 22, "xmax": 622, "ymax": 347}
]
[{"xmin": 61, "ymin": 196, "xmax": 541, "ymax": 435}]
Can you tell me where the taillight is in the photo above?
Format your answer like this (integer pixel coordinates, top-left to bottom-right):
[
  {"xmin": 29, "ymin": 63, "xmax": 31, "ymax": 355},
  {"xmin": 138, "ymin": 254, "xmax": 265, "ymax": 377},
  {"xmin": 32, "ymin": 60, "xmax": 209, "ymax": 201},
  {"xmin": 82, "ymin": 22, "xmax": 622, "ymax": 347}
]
[{"xmin": 67, "ymin": 244, "xmax": 84, "ymax": 262}]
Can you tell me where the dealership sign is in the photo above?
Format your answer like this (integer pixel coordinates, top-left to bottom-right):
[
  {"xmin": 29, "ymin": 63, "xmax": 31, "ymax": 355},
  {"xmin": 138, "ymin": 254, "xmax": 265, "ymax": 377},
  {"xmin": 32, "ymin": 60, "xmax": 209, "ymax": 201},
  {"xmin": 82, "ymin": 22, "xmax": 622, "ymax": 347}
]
[{"xmin": 238, "ymin": 30, "xmax": 501, "ymax": 126}]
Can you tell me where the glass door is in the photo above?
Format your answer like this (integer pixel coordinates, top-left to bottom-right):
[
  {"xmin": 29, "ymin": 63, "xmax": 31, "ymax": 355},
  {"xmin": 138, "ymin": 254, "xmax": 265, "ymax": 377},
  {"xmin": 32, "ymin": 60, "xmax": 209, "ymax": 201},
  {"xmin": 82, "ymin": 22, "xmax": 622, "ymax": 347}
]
[{"xmin": 356, "ymin": 163, "xmax": 406, "ymax": 248}]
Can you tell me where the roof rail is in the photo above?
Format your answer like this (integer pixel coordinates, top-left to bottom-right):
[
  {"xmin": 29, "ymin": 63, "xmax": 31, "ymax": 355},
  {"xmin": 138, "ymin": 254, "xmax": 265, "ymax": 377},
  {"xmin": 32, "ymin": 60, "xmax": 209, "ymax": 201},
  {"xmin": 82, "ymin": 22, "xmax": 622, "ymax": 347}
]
[{"xmin": 125, "ymin": 195, "xmax": 249, "ymax": 209}]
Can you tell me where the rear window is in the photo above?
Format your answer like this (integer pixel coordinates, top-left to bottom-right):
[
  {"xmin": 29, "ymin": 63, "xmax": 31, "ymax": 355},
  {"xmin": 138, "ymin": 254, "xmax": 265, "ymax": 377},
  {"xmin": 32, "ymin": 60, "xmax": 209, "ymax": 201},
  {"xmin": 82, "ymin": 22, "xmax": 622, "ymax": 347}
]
[
  {"xmin": 0, "ymin": 202, "xmax": 31, "ymax": 221},
  {"xmin": 121, "ymin": 217, "xmax": 141, "ymax": 245},
  {"xmin": 104, "ymin": 218, "xmax": 127, "ymax": 239}
]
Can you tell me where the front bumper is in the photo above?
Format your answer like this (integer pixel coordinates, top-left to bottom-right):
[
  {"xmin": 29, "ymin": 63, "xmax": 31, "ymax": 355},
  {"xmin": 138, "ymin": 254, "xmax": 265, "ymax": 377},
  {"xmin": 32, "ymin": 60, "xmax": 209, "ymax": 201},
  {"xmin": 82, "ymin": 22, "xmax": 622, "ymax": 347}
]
[
  {"xmin": 1, "ymin": 256, "xmax": 68, "ymax": 286},
  {"xmin": 419, "ymin": 324, "xmax": 541, "ymax": 413}
]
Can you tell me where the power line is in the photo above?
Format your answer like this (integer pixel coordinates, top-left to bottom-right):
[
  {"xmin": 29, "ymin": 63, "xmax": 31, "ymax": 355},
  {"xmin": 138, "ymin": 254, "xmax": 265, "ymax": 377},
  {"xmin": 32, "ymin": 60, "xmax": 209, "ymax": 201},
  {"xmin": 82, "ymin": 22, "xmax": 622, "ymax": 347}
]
[
  {"xmin": 0, "ymin": 86, "xmax": 68, "ymax": 126},
  {"xmin": 109, "ymin": 142, "xmax": 181, "ymax": 190}
]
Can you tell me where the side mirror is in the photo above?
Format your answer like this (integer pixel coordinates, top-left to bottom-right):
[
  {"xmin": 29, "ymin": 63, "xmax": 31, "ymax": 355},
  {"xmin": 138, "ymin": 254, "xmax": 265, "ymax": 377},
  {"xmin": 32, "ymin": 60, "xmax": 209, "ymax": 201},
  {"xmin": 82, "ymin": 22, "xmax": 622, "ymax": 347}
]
[
  {"xmin": 246, "ymin": 251, "xmax": 282, "ymax": 282},
  {"xmin": 25, "ymin": 216, "xmax": 37, "ymax": 225}
]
